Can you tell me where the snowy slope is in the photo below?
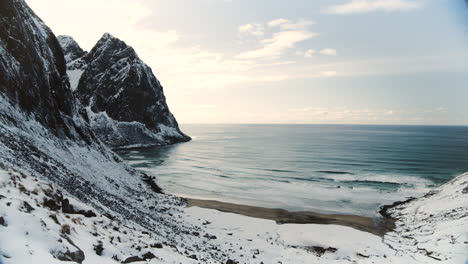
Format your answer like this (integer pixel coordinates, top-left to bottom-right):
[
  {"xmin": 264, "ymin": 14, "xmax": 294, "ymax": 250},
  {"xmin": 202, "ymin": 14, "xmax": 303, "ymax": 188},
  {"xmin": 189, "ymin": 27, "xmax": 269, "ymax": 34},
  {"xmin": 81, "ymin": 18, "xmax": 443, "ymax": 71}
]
[
  {"xmin": 0, "ymin": 168, "xmax": 195, "ymax": 264},
  {"xmin": 384, "ymin": 172, "xmax": 468, "ymax": 263}
]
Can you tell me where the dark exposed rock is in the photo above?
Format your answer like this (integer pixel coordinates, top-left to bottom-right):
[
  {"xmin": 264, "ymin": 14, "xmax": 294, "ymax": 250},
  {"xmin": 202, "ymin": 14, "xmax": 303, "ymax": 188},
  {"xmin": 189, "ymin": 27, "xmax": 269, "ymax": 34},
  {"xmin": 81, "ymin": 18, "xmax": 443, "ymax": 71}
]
[
  {"xmin": 61, "ymin": 224, "xmax": 71, "ymax": 235},
  {"xmin": 357, "ymin": 253, "xmax": 370, "ymax": 258},
  {"xmin": 93, "ymin": 241, "xmax": 104, "ymax": 256},
  {"xmin": 462, "ymin": 186, "xmax": 468, "ymax": 194},
  {"xmin": 226, "ymin": 259, "xmax": 238, "ymax": 264},
  {"xmin": 379, "ymin": 197, "xmax": 417, "ymax": 219},
  {"xmin": 122, "ymin": 252, "xmax": 156, "ymax": 263},
  {"xmin": 52, "ymin": 236, "xmax": 86, "ymax": 264},
  {"xmin": 22, "ymin": 201, "xmax": 34, "ymax": 213},
  {"xmin": 49, "ymin": 213, "xmax": 60, "ymax": 225},
  {"xmin": 0, "ymin": 0, "xmax": 92, "ymax": 142},
  {"xmin": 61, "ymin": 198, "xmax": 74, "ymax": 213},
  {"xmin": 62, "ymin": 198, "xmax": 97, "ymax": 217},
  {"xmin": 307, "ymin": 246, "xmax": 338, "ymax": 257},
  {"xmin": 60, "ymin": 33, "xmax": 190, "ymax": 148},
  {"xmin": 53, "ymin": 247, "xmax": 85, "ymax": 264},
  {"xmin": 188, "ymin": 254, "xmax": 198, "ymax": 260},
  {"xmin": 142, "ymin": 174, "xmax": 163, "ymax": 194},
  {"xmin": 0, "ymin": 216, "xmax": 7, "ymax": 227},
  {"xmin": 204, "ymin": 234, "xmax": 217, "ymax": 240},
  {"xmin": 151, "ymin": 243, "xmax": 163, "ymax": 249},
  {"xmin": 43, "ymin": 198, "xmax": 61, "ymax": 211}
]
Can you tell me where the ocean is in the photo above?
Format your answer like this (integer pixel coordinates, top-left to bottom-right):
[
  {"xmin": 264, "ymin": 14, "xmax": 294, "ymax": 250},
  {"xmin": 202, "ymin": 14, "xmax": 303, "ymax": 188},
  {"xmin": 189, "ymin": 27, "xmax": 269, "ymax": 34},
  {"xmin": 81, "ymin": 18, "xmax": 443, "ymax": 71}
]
[{"xmin": 116, "ymin": 124, "xmax": 468, "ymax": 216}]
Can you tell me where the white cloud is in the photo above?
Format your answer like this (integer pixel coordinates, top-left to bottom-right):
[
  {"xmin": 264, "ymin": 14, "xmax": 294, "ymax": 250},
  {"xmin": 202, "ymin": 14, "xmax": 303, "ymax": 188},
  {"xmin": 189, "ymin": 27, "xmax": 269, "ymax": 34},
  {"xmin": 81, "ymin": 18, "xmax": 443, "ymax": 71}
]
[
  {"xmin": 279, "ymin": 20, "xmax": 315, "ymax": 30},
  {"xmin": 304, "ymin": 49, "xmax": 316, "ymax": 58},
  {"xmin": 236, "ymin": 31, "xmax": 316, "ymax": 59},
  {"xmin": 238, "ymin": 23, "xmax": 264, "ymax": 37},
  {"xmin": 319, "ymin": 48, "xmax": 338, "ymax": 56},
  {"xmin": 327, "ymin": 0, "xmax": 422, "ymax": 14},
  {"xmin": 268, "ymin": 18, "xmax": 315, "ymax": 30},
  {"xmin": 236, "ymin": 19, "xmax": 317, "ymax": 60},
  {"xmin": 268, "ymin": 18, "xmax": 291, "ymax": 27}
]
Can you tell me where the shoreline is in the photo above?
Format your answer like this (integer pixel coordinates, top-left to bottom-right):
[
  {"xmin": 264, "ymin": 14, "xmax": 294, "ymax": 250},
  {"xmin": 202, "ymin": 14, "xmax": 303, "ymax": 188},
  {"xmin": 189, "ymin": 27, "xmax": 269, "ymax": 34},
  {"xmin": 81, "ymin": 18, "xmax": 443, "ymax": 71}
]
[{"xmin": 186, "ymin": 198, "xmax": 395, "ymax": 236}]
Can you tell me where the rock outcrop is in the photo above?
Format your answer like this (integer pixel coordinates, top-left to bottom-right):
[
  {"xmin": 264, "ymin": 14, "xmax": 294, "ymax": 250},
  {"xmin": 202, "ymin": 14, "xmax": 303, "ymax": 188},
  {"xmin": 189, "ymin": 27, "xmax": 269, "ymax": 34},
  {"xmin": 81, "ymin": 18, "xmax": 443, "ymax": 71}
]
[{"xmin": 59, "ymin": 33, "xmax": 190, "ymax": 149}]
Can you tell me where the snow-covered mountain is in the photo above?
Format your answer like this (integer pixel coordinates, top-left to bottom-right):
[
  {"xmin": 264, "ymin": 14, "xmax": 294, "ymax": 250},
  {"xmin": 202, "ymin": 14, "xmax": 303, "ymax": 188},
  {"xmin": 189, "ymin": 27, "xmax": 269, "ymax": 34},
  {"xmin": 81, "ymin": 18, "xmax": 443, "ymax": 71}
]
[{"xmin": 59, "ymin": 33, "xmax": 190, "ymax": 149}]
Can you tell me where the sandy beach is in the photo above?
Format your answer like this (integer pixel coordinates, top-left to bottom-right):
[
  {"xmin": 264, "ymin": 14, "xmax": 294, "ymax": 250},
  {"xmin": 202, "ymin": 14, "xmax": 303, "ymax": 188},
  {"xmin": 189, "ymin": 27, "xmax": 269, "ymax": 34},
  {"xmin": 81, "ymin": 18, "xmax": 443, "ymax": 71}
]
[{"xmin": 186, "ymin": 198, "xmax": 394, "ymax": 236}]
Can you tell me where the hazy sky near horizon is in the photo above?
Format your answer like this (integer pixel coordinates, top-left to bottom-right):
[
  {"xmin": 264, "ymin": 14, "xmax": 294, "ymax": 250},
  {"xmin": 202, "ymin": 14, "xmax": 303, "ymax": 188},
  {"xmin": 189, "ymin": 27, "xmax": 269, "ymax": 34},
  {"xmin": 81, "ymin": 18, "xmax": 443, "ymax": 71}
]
[{"xmin": 28, "ymin": 0, "xmax": 468, "ymax": 125}]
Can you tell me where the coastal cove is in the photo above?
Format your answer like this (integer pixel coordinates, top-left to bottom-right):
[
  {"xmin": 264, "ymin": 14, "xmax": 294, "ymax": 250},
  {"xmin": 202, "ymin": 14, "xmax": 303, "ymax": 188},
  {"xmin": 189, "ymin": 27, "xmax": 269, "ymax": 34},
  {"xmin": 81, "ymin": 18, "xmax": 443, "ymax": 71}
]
[
  {"xmin": 116, "ymin": 124, "xmax": 468, "ymax": 217},
  {"xmin": 1, "ymin": 0, "xmax": 467, "ymax": 262}
]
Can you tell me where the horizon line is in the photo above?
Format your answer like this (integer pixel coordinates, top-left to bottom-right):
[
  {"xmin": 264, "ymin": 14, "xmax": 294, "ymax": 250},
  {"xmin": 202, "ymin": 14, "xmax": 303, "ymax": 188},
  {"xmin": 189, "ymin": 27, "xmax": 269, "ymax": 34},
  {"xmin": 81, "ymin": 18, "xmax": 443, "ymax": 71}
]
[{"xmin": 179, "ymin": 123, "xmax": 468, "ymax": 127}]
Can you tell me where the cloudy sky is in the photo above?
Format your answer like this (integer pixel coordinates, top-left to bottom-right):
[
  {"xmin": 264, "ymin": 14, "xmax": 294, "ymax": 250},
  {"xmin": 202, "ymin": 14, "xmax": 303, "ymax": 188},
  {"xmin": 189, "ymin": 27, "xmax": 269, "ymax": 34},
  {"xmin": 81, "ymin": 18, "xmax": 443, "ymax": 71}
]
[{"xmin": 28, "ymin": 0, "xmax": 468, "ymax": 125}]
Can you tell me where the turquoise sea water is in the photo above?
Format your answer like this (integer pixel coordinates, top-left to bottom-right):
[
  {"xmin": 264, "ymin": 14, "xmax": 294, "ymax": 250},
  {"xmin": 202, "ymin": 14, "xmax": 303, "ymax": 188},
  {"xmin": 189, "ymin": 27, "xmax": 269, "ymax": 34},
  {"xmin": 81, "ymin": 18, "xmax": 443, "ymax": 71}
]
[{"xmin": 117, "ymin": 125, "xmax": 468, "ymax": 216}]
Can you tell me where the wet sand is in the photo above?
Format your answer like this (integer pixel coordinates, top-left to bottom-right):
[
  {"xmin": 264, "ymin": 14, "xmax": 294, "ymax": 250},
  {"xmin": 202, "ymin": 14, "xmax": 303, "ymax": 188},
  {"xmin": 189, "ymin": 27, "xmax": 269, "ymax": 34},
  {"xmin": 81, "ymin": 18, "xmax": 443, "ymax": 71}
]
[{"xmin": 186, "ymin": 198, "xmax": 394, "ymax": 236}]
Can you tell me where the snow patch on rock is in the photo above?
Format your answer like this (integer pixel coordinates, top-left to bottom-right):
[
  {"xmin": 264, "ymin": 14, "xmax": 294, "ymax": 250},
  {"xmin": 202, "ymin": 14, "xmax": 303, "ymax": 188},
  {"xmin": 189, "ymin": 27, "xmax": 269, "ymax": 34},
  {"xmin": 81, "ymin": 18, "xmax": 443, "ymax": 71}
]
[{"xmin": 68, "ymin": 69, "xmax": 84, "ymax": 91}]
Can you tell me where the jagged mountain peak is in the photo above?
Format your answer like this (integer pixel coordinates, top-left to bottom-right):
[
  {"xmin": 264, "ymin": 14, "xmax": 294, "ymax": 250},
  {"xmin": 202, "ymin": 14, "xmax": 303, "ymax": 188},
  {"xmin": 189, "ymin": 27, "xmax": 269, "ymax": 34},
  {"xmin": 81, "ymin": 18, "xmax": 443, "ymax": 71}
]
[
  {"xmin": 100, "ymin": 32, "xmax": 118, "ymax": 41},
  {"xmin": 66, "ymin": 32, "xmax": 190, "ymax": 148},
  {"xmin": 84, "ymin": 33, "xmax": 139, "ymax": 68},
  {"xmin": 57, "ymin": 35, "xmax": 86, "ymax": 59}
]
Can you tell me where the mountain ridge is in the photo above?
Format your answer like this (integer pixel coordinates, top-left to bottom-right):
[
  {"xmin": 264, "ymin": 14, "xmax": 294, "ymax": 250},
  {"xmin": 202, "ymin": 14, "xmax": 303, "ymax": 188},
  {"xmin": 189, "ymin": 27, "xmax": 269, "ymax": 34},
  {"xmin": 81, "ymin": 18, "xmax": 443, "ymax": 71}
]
[{"xmin": 59, "ymin": 32, "xmax": 190, "ymax": 148}]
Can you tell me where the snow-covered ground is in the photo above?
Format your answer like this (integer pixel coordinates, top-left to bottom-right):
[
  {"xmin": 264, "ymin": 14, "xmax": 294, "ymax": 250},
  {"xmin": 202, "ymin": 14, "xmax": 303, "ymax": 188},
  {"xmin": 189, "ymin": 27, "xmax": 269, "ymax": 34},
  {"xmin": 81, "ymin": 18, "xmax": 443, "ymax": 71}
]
[
  {"xmin": 1, "ymin": 164, "xmax": 466, "ymax": 263},
  {"xmin": 384, "ymin": 172, "xmax": 468, "ymax": 264},
  {"xmin": 0, "ymin": 169, "xmax": 193, "ymax": 264}
]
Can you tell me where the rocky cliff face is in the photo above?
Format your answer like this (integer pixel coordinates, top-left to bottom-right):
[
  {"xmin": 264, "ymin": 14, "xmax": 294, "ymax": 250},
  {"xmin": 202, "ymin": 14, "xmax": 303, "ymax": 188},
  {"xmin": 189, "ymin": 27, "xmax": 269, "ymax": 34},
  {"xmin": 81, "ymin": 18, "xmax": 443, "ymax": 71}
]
[
  {"xmin": 0, "ymin": 0, "xmax": 79, "ymax": 139},
  {"xmin": 59, "ymin": 33, "xmax": 190, "ymax": 149}
]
